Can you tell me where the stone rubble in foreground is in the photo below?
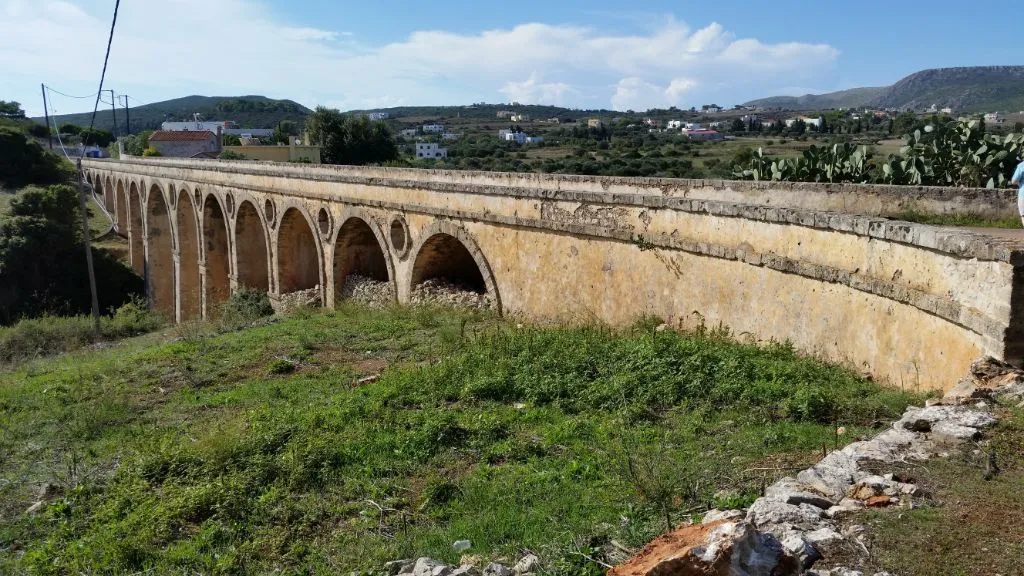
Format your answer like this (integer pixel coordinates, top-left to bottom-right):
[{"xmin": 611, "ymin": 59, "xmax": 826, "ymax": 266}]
[{"xmin": 380, "ymin": 357, "xmax": 1022, "ymax": 576}]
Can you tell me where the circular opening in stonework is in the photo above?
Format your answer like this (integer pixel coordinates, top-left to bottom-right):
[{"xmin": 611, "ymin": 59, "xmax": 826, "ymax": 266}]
[
  {"xmin": 264, "ymin": 199, "xmax": 276, "ymax": 225},
  {"xmin": 390, "ymin": 216, "xmax": 410, "ymax": 257},
  {"xmin": 225, "ymin": 193, "xmax": 235, "ymax": 216},
  {"xmin": 318, "ymin": 208, "xmax": 331, "ymax": 236}
]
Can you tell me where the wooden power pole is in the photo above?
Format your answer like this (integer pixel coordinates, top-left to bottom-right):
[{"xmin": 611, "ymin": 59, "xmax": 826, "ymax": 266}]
[
  {"xmin": 75, "ymin": 158, "xmax": 102, "ymax": 337},
  {"xmin": 41, "ymin": 84, "xmax": 53, "ymax": 149}
]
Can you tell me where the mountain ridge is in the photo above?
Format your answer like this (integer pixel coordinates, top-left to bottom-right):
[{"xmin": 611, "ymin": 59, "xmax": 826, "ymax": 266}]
[{"xmin": 745, "ymin": 66, "xmax": 1024, "ymax": 113}]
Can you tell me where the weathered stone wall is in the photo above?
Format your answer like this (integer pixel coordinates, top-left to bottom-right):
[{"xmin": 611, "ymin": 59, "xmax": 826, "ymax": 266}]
[{"xmin": 83, "ymin": 158, "xmax": 1024, "ymax": 391}]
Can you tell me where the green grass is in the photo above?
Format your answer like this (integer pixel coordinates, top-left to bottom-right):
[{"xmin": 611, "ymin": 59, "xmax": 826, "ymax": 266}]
[
  {"xmin": 892, "ymin": 209, "xmax": 1022, "ymax": 228},
  {"xmin": 0, "ymin": 306, "xmax": 921, "ymax": 574},
  {"xmin": 851, "ymin": 406, "xmax": 1024, "ymax": 575}
]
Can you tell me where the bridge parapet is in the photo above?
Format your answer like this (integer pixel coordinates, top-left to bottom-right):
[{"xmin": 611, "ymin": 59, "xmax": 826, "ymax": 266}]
[{"xmin": 83, "ymin": 158, "xmax": 1024, "ymax": 391}]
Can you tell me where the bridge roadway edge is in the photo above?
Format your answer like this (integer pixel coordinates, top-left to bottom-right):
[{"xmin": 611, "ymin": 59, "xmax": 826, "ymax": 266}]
[{"xmin": 83, "ymin": 158, "xmax": 1024, "ymax": 392}]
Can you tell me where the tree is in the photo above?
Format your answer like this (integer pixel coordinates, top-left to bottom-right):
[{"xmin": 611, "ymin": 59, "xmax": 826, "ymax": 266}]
[
  {"xmin": 730, "ymin": 118, "xmax": 745, "ymax": 133},
  {"xmin": 79, "ymin": 128, "xmax": 113, "ymax": 147},
  {"xmin": 306, "ymin": 107, "xmax": 398, "ymax": 165},
  {"xmin": 0, "ymin": 185, "xmax": 143, "ymax": 324},
  {"xmin": 892, "ymin": 112, "xmax": 922, "ymax": 138},
  {"xmin": 0, "ymin": 101, "xmax": 25, "ymax": 119},
  {"xmin": 58, "ymin": 123, "xmax": 82, "ymax": 136},
  {"xmin": 0, "ymin": 127, "xmax": 72, "ymax": 187}
]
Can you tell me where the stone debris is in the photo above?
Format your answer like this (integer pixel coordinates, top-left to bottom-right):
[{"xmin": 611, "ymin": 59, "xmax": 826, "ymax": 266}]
[
  {"xmin": 273, "ymin": 286, "xmax": 322, "ymax": 314},
  {"xmin": 606, "ymin": 355, "xmax": 1019, "ymax": 576},
  {"xmin": 394, "ymin": 556, "xmax": 531, "ymax": 576},
  {"xmin": 340, "ymin": 274, "xmax": 395, "ymax": 307},
  {"xmin": 410, "ymin": 278, "xmax": 494, "ymax": 310},
  {"xmin": 606, "ymin": 520, "xmax": 798, "ymax": 576}
]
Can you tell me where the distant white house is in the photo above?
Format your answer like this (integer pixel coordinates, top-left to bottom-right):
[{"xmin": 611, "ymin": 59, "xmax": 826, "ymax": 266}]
[
  {"xmin": 499, "ymin": 131, "xmax": 544, "ymax": 145},
  {"xmin": 683, "ymin": 122, "xmax": 702, "ymax": 130},
  {"xmin": 941, "ymin": 107, "xmax": 954, "ymax": 115},
  {"xmin": 785, "ymin": 116, "xmax": 823, "ymax": 128},
  {"xmin": 510, "ymin": 113, "xmax": 530, "ymax": 122},
  {"xmin": 399, "ymin": 128, "xmax": 418, "ymax": 138},
  {"xmin": 416, "ymin": 142, "xmax": 447, "ymax": 159},
  {"xmin": 442, "ymin": 132, "xmax": 462, "ymax": 141},
  {"xmin": 985, "ymin": 112, "xmax": 1004, "ymax": 123},
  {"xmin": 422, "ymin": 124, "xmax": 445, "ymax": 133},
  {"xmin": 702, "ymin": 105, "xmax": 722, "ymax": 113},
  {"xmin": 367, "ymin": 112, "xmax": 390, "ymax": 121},
  {"xmin": 667, "ymin": 120, "xmax": 683, "ymax": 129}
]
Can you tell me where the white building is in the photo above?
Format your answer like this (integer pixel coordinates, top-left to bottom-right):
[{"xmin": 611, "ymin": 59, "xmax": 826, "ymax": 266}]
[
  {"xmin": 510, "ymin": 113, "xmax": 530, "ymax": 122},
  {"xmin": 161, "ymin": 120, "xmax": 234, "ymax": 132},
  {"xmin": 667, "ymin": 120, "xmax": 683, "ymax": 129},
  {"xmin": 526, "ymin": 135, "xmax": 544, "ymax": 144},
  {"xmin": 683, "ymin": 122, "xmax": 702, "ymax": 130},
  {"xmin": 442, "ymin": 132, "xmax": 462, "ymax": 141},
  {"xmin": 785, "ymin": 116, "xmax": 823, "ymax": 128},
  {"xmin": 503, "ymin": 132, "xmax": 527, "ymax": 144},
  {"xmin": 416, "ymin": 142, "xmax": 447, "ymax": 159},
  {"xmin": 399, "ymin": 128, "xmax": 418, "ymax": 138},
  {"xmin": 367, "ymin": 112, "xmax": 390, "ymax": 121},
  {"xmin": 985, "ymin": 112, "xmax": 1004, "ymax": 123},
  {"xmin": 422, "ymin": 124, "xmax": 445, "ymax": 133}
]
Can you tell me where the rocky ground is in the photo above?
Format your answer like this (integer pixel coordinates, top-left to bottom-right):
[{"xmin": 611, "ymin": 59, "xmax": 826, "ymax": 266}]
[
  {"xmin": 272, "ymin": 286, "xmax": 322, "ymax": 314},
  {"xmin": 383, "ymin": 357, "xmax": 1024, "ymax": 576},
  {"xmin": 339, "ymin": 274, "xmax": 395, "ymax": 307},
  {"xmin": 410, "ymin": 278, "xmax": 494, "ymax": 310}
]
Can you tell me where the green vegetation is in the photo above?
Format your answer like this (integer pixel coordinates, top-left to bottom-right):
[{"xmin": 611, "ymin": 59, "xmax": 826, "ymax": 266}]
[
  {"xmin": 892, "ymin": 210, "xmax": 1022, "ymax": 229},
  {"xmin": 853, "ymin": 407, "xmax": 1024, "ymax": 575},
  {"xmin": 739, "ymin": 119, "xmax": 1024, "ymax": 187},
  {"xmin": 0, "ymin": 126, "xmax": 72, "ymax": 188},
  {"xmin": 0, "ymin": 184, "xmax": 144, "ymax": 324},
  {"xmin": 0, "ymin": 298, "xmax": 163, "ymax": 364},
  {"xmin": 307, "ymin": 106, "xmax": 398, "ymax": 165},
  {"xmin": 219, "ymin": 288, "xmax": 275, "ymax": 329},
  {"xmin": 0, "ymin": 305, "xmax": 920, "ymax": 574}
]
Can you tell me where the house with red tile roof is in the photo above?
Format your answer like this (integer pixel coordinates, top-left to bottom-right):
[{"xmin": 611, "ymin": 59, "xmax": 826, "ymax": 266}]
[{"xmin": 148, "ymin": 130, "xmax": 221, "ymax": 158}]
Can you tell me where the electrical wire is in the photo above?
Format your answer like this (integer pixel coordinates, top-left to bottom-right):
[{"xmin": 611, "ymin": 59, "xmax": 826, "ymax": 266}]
[
  {"xmin": 44, "ymin": 86, "xmax": 100, "ymax": 100},
  {"xmin": 83, "ymin": 0, "xmax": 121, "ymax": 160}
]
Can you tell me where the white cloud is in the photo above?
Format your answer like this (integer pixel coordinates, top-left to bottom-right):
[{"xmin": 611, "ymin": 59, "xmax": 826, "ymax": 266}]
[
  {"xmin": 499, "ymin": 73, "xmax": 575, "ymax": 105},
  {"xmin": 1, "ymin": 0, "xmax": 841, "ymax": 114}
]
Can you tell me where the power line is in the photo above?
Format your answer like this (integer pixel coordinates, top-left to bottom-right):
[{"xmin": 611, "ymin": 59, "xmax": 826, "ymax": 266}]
[
  {"xmin": 44, "ymin": 86, "xmax": 101, "ymax": 100},
  {"xmin": 79, "ymin": 0, "xmax": 122, "ymax": 338}
]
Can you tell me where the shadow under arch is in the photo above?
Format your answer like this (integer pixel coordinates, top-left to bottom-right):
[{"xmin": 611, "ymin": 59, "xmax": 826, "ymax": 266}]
[
  {"xmin": 146, "ymin": 183, "xmax": 175, "ymax": 318},
  {"xmin": 203, "ymin": 193, "xmax": 232, "ymax": 314},
  {"xmin": 408, "ymin": 221, "xmax": 501, "ymax": 313},
  {"xmin": 235, "ymin": 199, "xmax": 271, "ymax": 292},
  {"xmin": 333, "ymin": 214, "xmax": 395, "ymax": 305},
  {"xmin": 276, "ymin": 206, "xmax": 322, "ymax": 294},
  {"xmin": 176, "ymin": 187, "xmax": 202, "ymax": 321}
]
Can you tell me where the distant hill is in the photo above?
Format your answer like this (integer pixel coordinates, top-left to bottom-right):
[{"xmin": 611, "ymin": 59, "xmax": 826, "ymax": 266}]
[
  {"xmin": 348, "ymin": 103, "xmax": 614, "ymax": 121},
  {"xmin": 36, "ymin": 95, "xmax": 312, "ymax": 134},
  {"xmin": 745, "ymin": 66, "xmax": 1024, "ymax": 113}
]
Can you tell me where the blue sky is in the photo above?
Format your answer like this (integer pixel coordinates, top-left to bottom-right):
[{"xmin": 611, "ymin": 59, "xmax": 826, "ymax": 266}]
[{"xmin": 2, "ymin": 0, "xmax": 1017, "ymax": 117}]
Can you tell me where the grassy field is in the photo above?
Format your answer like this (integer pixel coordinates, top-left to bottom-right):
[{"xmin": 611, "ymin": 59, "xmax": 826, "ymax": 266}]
[{"xmin": 0, "ymin": 305, "xmax": 921, "ymax": 574}]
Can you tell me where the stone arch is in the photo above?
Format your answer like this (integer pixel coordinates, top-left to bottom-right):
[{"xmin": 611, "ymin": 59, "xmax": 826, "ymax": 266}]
[
  {"xmin": 276, "ymin": 206, "xmax": 322, "ymax": 294},
  {"xmin": 176, "ymin": 188, "xmax": 202, "ymax": 321},
  {"xmin": 128, "ymin": 181, "xmax": 144, "ymax": 274},
  {"xmin": 115, "ymin": 178, "xmax": 128, "ymax": 235},
  {"xmin": 146, "ymin": 183, "xmax": 175, "ymax": 317},
  {"xmin": 409, "ymin": 221, "xmax": 500, "ymax": 310},
  {"xmin": 235, "ymin": 199, "xmax": 271, "ymax": 292},
  {"xmin": 203, "ymin": 193, "xmax": 232, "ymax": 315},
  {"xmin": 333, "ymin": 214, "xmax": 395, "ymax": 305},
  {"xmin": 104, "ymin": 175, "xmax": 114, "ymax": 212}
]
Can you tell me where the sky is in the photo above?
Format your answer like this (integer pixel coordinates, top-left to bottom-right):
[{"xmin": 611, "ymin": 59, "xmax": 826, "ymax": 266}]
[{"xmin": 2, "ymin": 0, "xmax": 1019, "ymax": 118}]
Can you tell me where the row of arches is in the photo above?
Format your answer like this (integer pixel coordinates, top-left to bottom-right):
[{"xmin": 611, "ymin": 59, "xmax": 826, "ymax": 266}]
[{"xmin": 88, "ymin": 171, "xmax": 496, "ymax": 322}]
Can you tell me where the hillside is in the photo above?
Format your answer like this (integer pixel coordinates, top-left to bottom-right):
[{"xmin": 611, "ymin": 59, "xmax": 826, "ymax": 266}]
[
  {"xmin": 745, "ymin": 66, "xmax": 1024, "ymax": 113},
  {"xmin": 349, "ymin": 102, "xmax": 614, "ymax": 120},
  {"xmin": 36, "ymin": 95, "xmax": 312, "ymax": 133}
]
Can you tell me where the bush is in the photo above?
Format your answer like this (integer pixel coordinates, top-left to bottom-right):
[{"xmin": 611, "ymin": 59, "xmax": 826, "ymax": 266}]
[
  {"xmin": 0, "ymin": 127, "xmax": 73, "ymax": 187},
  {"xmin": 142, "ymin": 147, "xmax": 162, "ymax": 157},
  {"xmin": 218, "ymin": 150, "xmax": 246, "ymax": 160},
  {"xmin": 220, "ymin": 288, "xmax": 274, "ymax": 329},
  {"xmin": 0, "ymin": 299, "xmax": 162, "ymax": 364}
]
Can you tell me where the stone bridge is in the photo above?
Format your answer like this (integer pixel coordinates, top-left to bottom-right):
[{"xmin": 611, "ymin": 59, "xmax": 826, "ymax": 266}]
[{"xmin": 83, "ymin": 157, "xmax": 1024, "ymax": 391}]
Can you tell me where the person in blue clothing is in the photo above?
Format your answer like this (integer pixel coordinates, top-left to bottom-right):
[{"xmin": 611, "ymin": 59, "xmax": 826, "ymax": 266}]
[{"xmin": 1013, "ymin": 159, "xmax": 1024, "ymax": 227}]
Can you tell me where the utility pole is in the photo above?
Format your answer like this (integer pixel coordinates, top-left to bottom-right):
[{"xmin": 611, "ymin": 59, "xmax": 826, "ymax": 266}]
[
  {"xmin": 41, "ymin": 84, "xmax": 52, "ymax": 149},
  {"xmin": 107, "ymin": 89, "xmax": 118, "ymax": 139},
  {"xmin": 75, "ymin": 158, "xmax": 101, "ymax": 338},
  {"xmin": 121, "ymin": 95, "xmax": 131, "ymax": 135}
]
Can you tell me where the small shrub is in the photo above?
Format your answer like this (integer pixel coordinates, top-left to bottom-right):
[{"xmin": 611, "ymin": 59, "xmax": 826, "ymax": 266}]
[
  {"xmin": 142, "ymin": 147, "xmax": 162, "ymax": 157},
  {"xmin": 268, "ymin": 358, "xmax": 296, "ymax": 375},
  {"xmin": 220, "ymin": 289, "xmax": 274, "ymax": 330}
]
